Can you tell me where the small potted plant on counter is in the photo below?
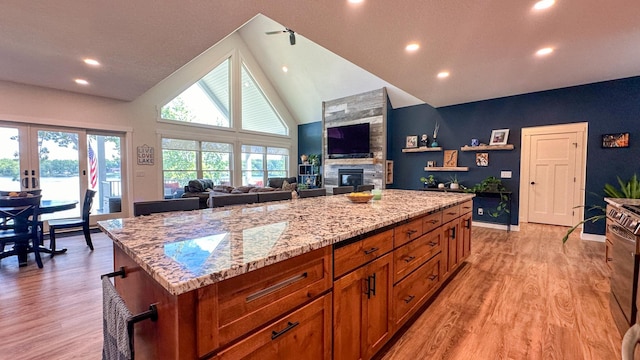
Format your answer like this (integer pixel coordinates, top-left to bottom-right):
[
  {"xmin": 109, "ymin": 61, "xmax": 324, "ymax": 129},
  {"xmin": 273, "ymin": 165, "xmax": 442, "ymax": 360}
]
[
  {"xmin": 448, "ymin": 175, "xmax": 460, "ymax": 190},
  {"xmin": 420, "ymin": 175, "xmax": 437, "ymax": 188}
]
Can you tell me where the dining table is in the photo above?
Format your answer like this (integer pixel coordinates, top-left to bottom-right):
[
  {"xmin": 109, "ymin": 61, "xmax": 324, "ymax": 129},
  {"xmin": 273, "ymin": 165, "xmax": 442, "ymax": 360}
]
[{"xmin": 0, "ymin": 198, "xmax": 78, "ymax": 267}]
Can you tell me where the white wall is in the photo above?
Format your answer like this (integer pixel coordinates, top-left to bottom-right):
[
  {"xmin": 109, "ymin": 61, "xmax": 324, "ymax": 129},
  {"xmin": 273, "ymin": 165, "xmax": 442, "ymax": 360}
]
[{"xmin": 0, "ymin": 33, "xmax": 298, "ymax": 212}]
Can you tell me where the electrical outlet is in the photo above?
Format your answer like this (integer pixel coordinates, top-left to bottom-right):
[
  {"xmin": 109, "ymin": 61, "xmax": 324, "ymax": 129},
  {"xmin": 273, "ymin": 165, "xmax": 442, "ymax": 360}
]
[{"xmin": 478, "ymin": 208, "xmax": 484, "ymax": 216}]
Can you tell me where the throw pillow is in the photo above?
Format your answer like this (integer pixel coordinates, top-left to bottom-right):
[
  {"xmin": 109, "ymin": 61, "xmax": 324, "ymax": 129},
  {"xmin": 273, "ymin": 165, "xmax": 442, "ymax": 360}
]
[
  {"xmin": 282, "ymin": 180, "xmax": 296, "ymax": 192},
  {"xmin": 212, "ymin": 185, "xmax": 233, "ymax": 193}
]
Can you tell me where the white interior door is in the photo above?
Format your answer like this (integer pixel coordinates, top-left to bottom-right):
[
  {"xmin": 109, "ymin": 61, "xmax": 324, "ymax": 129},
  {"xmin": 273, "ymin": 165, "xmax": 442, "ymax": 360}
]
[{"xmin": 525, "ymin": 131, "xmax": 579, "ymax": 226}]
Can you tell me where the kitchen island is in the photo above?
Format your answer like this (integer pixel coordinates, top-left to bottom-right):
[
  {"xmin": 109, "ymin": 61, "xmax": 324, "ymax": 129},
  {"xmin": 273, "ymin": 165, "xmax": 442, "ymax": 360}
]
[{"xmin": 98, "ymin": 189, "xmax": 474, "ymax": 359}]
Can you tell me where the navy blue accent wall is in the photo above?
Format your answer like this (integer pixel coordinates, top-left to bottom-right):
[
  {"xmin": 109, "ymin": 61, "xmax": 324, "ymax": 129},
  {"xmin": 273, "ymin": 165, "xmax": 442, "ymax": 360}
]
[
  {"xmin": 387, "ymin": 76, "xmax": 640, "ymax": 234},
  {"xmin": 298, "ymin": 122, "xmax": 323, "ymax": 161}
]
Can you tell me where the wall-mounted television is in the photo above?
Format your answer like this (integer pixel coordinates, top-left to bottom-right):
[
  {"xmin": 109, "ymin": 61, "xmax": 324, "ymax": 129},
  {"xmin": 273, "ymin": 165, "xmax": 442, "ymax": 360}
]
[{"xmin": 327, "ymin": 123, "xmax": 371, "ymax": 158}]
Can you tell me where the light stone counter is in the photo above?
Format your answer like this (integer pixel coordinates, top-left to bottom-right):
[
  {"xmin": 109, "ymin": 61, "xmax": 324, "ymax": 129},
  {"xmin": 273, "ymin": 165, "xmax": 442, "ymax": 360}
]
[{"xmin": 98, "ymin": 189, "xmax": 474, "ymax": 295}]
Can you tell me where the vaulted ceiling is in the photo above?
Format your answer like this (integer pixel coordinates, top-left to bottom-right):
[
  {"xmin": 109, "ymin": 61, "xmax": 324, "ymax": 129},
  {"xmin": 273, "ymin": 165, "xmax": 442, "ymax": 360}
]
[{"xmin": 2, "ymin": 1, "xmax": 639, "ymax": 124}]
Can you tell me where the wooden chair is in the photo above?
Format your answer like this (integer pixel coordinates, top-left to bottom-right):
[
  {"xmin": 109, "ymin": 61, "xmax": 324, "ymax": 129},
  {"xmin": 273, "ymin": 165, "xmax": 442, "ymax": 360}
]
[
  {"xmin": 133, "ymin": 197, "xmax": 200, "ymax": 216},
  {"xmin": 332, "ymin": 186, "xmax": 354, "ymax": 195},
  {"xmin": 0, "ymin": 195, "xmax": 43, "ymax": 268},
  {"xmin": 47, "ymin": 189, "xmax": 96, "ymax": 252},
  {"xmin": 356, "ymin": 184, "xmax": 374, "ymax": 192},
  {"xmin": 298, "ymin": 188, "xmax": 326, "ymax": 198}
]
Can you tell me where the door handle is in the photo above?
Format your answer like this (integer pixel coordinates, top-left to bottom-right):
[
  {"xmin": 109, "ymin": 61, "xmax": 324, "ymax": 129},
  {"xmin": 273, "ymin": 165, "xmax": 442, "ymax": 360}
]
[
  {"xmin": 530, "ymin": 181, "xmax": 535, "ymax": 185},
  {"xmin": 31, "ymin": 177, "xmax": 38, "ymax": 189},
  {"xmin": 22, "ymin": 177, "xmax": 29, "ymax": 188}
]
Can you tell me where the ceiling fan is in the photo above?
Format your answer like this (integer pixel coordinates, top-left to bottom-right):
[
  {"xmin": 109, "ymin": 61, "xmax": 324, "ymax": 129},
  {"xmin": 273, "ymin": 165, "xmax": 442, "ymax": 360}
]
[{"xmin": 265, "ymin": 28, "xmax": 296, "ymax": 45}]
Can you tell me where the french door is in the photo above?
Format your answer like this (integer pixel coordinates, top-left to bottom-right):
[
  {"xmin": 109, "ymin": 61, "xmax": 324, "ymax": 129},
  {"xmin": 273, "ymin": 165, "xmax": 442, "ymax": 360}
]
[{"xmin": 0, "ymin": 121, "xmax": 124, "ymax": 222}]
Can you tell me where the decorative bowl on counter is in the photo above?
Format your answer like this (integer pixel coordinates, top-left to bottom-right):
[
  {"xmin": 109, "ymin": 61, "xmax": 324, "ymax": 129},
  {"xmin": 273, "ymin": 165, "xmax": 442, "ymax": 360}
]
[{"xmin": 346, "ymin": 192, "xmax": 374, "ymax": 203}]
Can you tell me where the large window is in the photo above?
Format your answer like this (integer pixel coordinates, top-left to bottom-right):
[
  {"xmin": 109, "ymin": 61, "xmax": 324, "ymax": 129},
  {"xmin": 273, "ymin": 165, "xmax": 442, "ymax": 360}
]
[
  {"xmin": 162, "ymin": 138, "xmax": 232, "ymax": 197},
  {"xmin": 241, "ymin": 145, "xmax": 289, "ymax": 187},
  {"xmin": 241, "ymin": 63, "xmax": 288, "ymax": 136},
  {"xmin": 160, "ymin": 58, "xmax": 231, "ymax": 128}
]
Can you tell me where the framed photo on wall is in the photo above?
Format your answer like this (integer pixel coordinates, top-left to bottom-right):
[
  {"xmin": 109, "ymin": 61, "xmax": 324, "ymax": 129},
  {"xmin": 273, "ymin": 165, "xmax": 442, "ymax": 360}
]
[
  {"xmin": 489, "ymin": 129, "xmax": 509, "ymax": 145},
  {"xmin": 406, "ymin": 135, "xmax": 418, "ymax": 148},
  {"xmin": 602, "ymin": 133, "xmax": 629, "ymax": 148}
]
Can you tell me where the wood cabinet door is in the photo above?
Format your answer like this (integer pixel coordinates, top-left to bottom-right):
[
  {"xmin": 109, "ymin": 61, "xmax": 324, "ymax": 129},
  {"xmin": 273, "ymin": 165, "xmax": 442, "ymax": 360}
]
[
  {"xmin": 443, "ymin": 220, "xmax": 460, "ymax": 276},
  {"xmin": 460, "ymin": 213, "xmax": 472, "ymax": 261},
  {"xmin": 333, "ymin": 254, "xmax": 393, "ymax": 360},
  {"xmin": 362, "ymin": 253, "xmax": 393, "ymax": 359}
]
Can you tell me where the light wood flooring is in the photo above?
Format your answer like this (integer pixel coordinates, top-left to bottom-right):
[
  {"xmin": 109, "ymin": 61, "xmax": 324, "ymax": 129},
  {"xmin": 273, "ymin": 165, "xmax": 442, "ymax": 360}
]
[{"xmin": 0, "ymin": 224, "xmax": 621, "ymax": 359}]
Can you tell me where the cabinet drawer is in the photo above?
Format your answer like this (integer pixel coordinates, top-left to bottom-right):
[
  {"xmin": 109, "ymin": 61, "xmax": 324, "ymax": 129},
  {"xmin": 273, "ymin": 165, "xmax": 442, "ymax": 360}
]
[
  {"xmin": 334, "ymin": 229, "xmax": 394, "ymax": 278},
  {"xmin": 197, "ymin": 247, "xmax": 332, "ymax": 354},
  {"xmin": 459, "ymin": 200, "xmax": 473, "ymax": 215},
  {"xmin": 422, "ymin": 211, "xmax": 442, "ymax": 235},
  {"xmin": 393, "ymin": 230, "xmax": 442, "ymax": 284},
  {"xmin": 216, "ymin": 293, "xmax": 332, "ymax": 360},
  {"xmin": 441, "ymin": 205, "xmax": 461, "ymax": 224},
  {"xmin": 393, "ymin": 254, "xmax": 441, "ymax": 328},
  {"xmin": 394, "ymin": 217, "xmax": 424, "ymax": 248}
]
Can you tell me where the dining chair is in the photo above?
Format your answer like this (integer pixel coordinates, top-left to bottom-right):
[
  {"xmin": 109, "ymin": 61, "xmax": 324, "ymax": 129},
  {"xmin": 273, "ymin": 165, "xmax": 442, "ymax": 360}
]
[
  {"xmin": 356, "ymin": 184, "xmax": 374, "ymax": 192},
  {"xmin": 47, "ymin": 189, "xmax": 96, "ymax": 253},
  {"xmin": 0, "ymin": 195, "xmax": 43, "ymax": 268},
  {"xmin": 332, "ymin": 186, "xmax": 354, "ymax": 195}
]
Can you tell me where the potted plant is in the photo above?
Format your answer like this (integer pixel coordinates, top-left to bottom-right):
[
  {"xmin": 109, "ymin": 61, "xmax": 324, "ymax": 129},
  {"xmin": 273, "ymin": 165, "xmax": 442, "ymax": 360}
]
[
  {"xmin": 465, "ymin": 176, "xmax": 510, "ymax": 218},
  {"xmin": 563, "ymin": 174, "xmax": 640, "ymax": 243},
  {"xmin": 308, "ymin": 154, "xmax": 321, "ymax": 166},
  {"xmin": 420, "ymin": 175, "xmax": 437, "ymax": 188},
  {"xmin": 448, "ymin": 175, "xmax": 460, "ymax": 190}
]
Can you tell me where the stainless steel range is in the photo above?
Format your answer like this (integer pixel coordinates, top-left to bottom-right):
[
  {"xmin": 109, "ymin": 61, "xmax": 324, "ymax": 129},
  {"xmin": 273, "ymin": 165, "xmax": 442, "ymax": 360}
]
[{"xmin": 607, "ymin": 202, "xmax": 640, "ymax": 335}]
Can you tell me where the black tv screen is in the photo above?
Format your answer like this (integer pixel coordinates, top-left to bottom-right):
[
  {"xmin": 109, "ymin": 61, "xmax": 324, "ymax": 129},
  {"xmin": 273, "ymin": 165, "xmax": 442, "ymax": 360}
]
[{"xmin": 327, "ymin": 123, "xmax": 370, "ymax": 156}]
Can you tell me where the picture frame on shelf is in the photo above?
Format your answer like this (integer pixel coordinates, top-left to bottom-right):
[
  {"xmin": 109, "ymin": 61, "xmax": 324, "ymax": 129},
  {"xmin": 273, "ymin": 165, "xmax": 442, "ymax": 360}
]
[
  {"xmin": 427, "ymin": 160, "xmax": 436, "ymax": 167},
  {"xmin": 406, "ymin": 135, "xmax": 418, "ymax": 148},
  {"xmin": 602, "ymin": 132, "xmax": 629, "ymax": 148},
  {"xmin": 443, "ymin": 150, "xmax": 458, "ymax": 167},
  {"xmin": 489, "ymin": 129, "xmax": 509, "ymax": 145}
]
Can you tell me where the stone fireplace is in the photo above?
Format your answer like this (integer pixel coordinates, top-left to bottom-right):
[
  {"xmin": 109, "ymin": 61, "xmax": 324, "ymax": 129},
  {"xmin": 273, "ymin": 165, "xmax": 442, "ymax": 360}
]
[{"xmin": 338, "ymin": 169, "xmax": 364, "ymax": 188}]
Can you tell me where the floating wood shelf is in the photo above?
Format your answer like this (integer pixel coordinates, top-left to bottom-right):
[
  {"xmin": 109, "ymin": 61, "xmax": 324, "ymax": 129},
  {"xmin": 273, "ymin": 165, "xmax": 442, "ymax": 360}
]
[
  {"xmin": 423, "ymin": 167, "xmax": 469, "ymax": 172},
  {"xmin": 460, "ymin": 144, "xmax": 514, "ymax": 151},
  {"xmin": 325, "ymin": 158, "xmax": 378, "ymax": 165},
  {"xmin": 402, "ymin": 147, "xmax": 443, "ymax": 153}
]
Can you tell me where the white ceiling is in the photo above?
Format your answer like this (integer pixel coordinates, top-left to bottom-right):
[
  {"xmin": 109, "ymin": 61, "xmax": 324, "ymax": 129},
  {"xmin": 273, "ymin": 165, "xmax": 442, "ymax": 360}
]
[{"xmin": 2, "ymin": 1, "xmax": 640, "ymax": 124}]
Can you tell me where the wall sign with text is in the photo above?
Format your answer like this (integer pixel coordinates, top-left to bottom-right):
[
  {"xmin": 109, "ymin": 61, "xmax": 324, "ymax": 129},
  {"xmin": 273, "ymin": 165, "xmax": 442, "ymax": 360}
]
[{"xmin": 137, "ymin": 144, "xmax": 154, "ymax": 165}]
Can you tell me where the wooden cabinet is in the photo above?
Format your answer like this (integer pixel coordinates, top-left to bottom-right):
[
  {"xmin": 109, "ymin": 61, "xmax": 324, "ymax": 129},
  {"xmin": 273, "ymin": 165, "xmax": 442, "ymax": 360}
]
[
  {"xmin": 393, "ymin": 230, "xmax": 442, "ymax": 284},
  {"xmin": 334, "ymin": 253, "xmax": 393, "ymax": 360},
  {"xmin": 395, "ymin": 217, "xmax": 423, "ymax": 247},
  {"xmin": 216, "ymin": 293, "xmax": 332, "ymax": 360},
  {"xmin": 422, "ymin": 211, "xmax": 442, "ymax": 234},
  {"xmin": 334, "ymin": 229, "xmax": 394, "ymax": 278},
  {"xmin": 198, "ymin": 247, "xmax": 332, "ymax": 356},
  {"xmin": 392, "ymin": 253, "xmax": 441, "ymax": 329},
  {"xmin": 460, "ymin": 212, "xmax": 472, "ymax": 262},
  {"xmin": 442, "ymin": 219, "xmax": 461, "ymax": 279}
]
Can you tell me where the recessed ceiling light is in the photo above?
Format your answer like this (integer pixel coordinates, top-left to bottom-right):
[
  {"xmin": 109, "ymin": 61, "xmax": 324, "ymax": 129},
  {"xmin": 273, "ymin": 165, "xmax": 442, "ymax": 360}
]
[
  {"xmin": 83, "ymin": 58, "xmax": 100, "ymax": 66},
  {"xmin": 437, "ymin": 71, "xmax": 450, "ymax": 79},
  {"xmin": 74, "ymin": 79, "xmax": 89, "ymax": 85},
  {"xmin": 405, "ymin": 43, "xmax": 420, "ymax": 52},
  {"xmin": 282, "ymin": 66, "xmax": 289, "ymax": 73},
  {"xmin": 536, "ymin": 47, "xmax": 554, "ymax": 56},
  {"xmin": 348, "ymin": 0, "xmax": 364, "ymax": 4},
  {"xmin": 533, "ymin": 0, "xmax": 555, "ymax": 10}
]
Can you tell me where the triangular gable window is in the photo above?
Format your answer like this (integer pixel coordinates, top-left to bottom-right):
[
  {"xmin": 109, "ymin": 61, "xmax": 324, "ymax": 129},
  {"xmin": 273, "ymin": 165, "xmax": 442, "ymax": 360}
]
[
  {"xmin": 241, "ymin": 63, "xmax": 288, "ymax": 136},
  {"xmin": 161, "ymin": 58, "xmax": 231, "ymax": 127}
]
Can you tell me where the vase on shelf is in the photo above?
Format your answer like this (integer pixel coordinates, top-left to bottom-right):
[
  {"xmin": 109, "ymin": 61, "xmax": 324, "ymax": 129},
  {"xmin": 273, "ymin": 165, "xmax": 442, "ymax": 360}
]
[{"xmin": 431, "ymin": 139, "xmax": 439, "ymax": 147}]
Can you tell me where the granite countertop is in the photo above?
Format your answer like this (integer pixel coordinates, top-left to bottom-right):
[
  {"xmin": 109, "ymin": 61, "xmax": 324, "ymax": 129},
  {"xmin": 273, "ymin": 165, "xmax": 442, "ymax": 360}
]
[
  {"xmin": 98, "ymin": 189, "xmax": 474, "ymax": 296},
  {"xmin": 604, "ymin": 198, "xmax": 640, "ymax": 207}
]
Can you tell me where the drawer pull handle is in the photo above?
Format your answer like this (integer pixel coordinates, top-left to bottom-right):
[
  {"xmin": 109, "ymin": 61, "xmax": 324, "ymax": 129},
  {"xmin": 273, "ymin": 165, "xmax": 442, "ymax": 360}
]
[
  {"xmin": 607, "ymin": 258, "xmax": 613, "ymax": 261},
  {"xmin": 428, "ymin": 274, "xmax": 437, "ymax": 281},
  {"xmin": 446, "ymin": 212, "xmax": 456, "ymax": 216},
  {"xmin": 404, "ymin": 295, "xmax": 415, "ymax": 303},
  {"xmin": 428, "ymin": 241, "xmax": 437, "ymax": 247},
  {"xmin": 364, "ymin": 247, "xmax": 379, "ymax": 255},
  {"xmin": 450, "ymin": 227, "xmax": 456, "ymax": 239},
  {"xmin": 428, "ymin": 220, "xmax": 439, "ymax": 224},
  {"xmin": 246, "ymin": 272, "xmax": 308, "ymax": 302},
  {"xmin": 271, "ymin": 321, "xmax": 300, "ymax": 340},
  {"xmin": 406, "ymin": 229, "xmax": 418, "ymax": 236},
  {"xmin": 404, "ymin": 255, "xmax": 416, "ymax": 263}
]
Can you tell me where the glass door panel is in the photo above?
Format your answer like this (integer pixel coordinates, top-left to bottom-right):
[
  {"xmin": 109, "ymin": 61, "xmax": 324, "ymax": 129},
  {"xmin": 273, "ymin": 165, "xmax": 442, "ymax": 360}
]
[
  {"xmin": 88, "ymin": 134, "xmax": 123, "ymax": 215},
  {"xmin": 0, "ymin": 124, "xmax": 30, "ymax": 192}
]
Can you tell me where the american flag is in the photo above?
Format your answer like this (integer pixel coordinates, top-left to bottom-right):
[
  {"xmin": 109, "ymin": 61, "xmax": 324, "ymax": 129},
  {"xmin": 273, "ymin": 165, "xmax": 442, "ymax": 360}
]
[{"xmin": 88, "ymin": 142, "xmax": 97, "ymax": 189}]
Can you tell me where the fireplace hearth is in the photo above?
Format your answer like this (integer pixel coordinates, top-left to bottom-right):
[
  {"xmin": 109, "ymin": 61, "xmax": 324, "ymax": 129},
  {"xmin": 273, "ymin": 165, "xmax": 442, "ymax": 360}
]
[{"xmin": 338, "ymin": 169, "xmax": 364, "ymax": 188}]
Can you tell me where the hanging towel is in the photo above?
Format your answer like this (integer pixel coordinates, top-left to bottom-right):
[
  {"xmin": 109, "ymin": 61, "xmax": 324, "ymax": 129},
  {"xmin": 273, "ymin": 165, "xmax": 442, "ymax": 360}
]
[{"xmin": 102, "ymin": 276, "xmax": 133, "ymax": 360}]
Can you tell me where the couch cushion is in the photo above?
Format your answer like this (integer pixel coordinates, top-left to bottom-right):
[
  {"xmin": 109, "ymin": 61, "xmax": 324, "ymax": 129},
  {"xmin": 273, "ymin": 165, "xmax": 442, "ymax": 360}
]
[
  {"xmin": 267, "ymin": 177, "xmax": 297, "ymax": 189},
  {"xmin": 187, "ymin": 179, "xmax": 214, "ymax": 193},
  {"xmin": 249, "ymin": 187, "xmax": 276, "ymax": 193},
  {"xmin": 233, "ymin": 186, "xmax": 255, "ymax": 193},
  {"xmin": 212, "ymin": 185, "xmax": 234, "ymax": 193}
]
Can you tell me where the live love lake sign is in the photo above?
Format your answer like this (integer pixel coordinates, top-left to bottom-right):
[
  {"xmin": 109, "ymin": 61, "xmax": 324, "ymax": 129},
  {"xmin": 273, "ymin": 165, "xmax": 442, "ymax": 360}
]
[{"xmin": 137, "ymin": 144, "xmax": 154, "ymax": 165}]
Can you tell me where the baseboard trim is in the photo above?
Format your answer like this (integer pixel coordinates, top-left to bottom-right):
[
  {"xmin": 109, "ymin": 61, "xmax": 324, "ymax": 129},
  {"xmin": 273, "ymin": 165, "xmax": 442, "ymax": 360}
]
[
  {"xmin": 580, "ymin": 232, "xmax": 605, "ymax": 242},
  {"xmin": 472, "ymin": 221, "xmax": 520, "ymax": 232}
]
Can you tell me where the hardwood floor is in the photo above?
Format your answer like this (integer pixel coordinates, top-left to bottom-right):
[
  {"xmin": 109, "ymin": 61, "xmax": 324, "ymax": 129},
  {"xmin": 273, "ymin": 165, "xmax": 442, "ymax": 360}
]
[
  {"xmin": 0, "ymin": 224, "xmax": 621, "ymax": 359},
  {"xmin": 379, "ymin": 224, "xmax": 621, "ymax": 360}
]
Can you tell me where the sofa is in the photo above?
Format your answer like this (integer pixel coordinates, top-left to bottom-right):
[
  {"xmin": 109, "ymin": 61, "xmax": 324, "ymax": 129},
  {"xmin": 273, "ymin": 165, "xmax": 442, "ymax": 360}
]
[{"xmin": 182, "ymin": 177, "xmax": 297, "ymax": 208}]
